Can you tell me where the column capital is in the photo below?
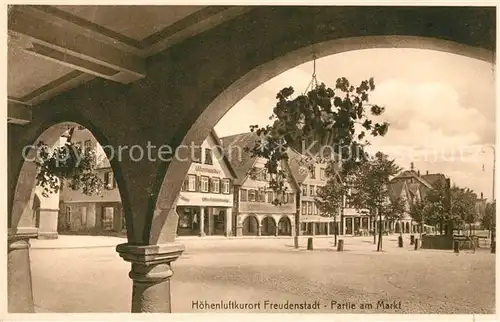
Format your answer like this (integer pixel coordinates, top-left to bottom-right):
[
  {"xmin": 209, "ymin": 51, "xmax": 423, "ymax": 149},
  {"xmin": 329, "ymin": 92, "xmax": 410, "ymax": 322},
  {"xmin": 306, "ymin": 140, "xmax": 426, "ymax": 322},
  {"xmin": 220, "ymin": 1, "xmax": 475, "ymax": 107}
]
[{"xmin": 116, "ymin": 242, "xmax": 185, "ymax": 266}]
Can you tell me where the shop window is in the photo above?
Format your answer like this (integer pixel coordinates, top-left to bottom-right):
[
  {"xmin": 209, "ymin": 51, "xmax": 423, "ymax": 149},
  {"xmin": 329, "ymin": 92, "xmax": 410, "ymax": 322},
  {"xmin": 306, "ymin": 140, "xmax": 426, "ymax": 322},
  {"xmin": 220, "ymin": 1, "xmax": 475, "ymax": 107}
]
[
  {"xmin": 200, "ymin": 176, "xmax": 209, "ymax": 192},
  {"xmin": 221, "ymin": 179, "xmax": 230, "ymax": 194},
  {"xmin": 204, "ymin": 148, "xmax": 213, "ymax": 165},
  {"xmin": 240, "ymin": 189, "xmax": 248, "ymax": 202},
  {"xmin": 211, "ymin": 177, "xmax": 220, "ymax": 193}
]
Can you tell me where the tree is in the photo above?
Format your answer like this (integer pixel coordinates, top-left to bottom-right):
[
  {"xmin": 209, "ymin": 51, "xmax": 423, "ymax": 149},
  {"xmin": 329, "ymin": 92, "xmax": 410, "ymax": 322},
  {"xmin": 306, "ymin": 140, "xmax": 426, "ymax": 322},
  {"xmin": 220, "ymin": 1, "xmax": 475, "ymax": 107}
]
[
  {"xmin": 246, "ymin": 78, "xmax": 390, "ymax": 203},
  {"xmin": 348, "ymin": 151, "xmax": 401, "ymax": 251},
  {"xmin": 315, "ymin": 161, "xmax": 345, "ymax": 246},
  {"xmin": 384, "ymin": 196, "xmax": 407, "ymax": 237},
  {"xmin": 482, "ymin": 201, "xmax": 496, "ymax": 231},
  {"xmin": 450, "ymin": 186, "xmax": 477, "ymax": 235},
  {"xmin": 423, "ymin": 179, "xmax": 450, "ymax": 235},
  {"xmin": 35, "ymin": 127, "xmax": 104, "ymax": 197},
  {"xmin": 409, "ymin": 198, "xmax": 427, "ymax": 237}
]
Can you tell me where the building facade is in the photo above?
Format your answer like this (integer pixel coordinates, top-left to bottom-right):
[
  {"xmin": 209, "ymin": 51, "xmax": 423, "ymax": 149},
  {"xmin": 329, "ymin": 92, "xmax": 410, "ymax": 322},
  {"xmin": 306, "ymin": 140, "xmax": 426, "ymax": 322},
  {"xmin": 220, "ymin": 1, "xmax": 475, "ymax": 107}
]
[
  {"xmin": 222, "ymin": 132, "xmax": 298, "ymax": 237},
  {"xmin": 176, "ymin": 131, "xmax": 236, "ymax": 237},
  {"xmin": 59, "ymin": 126, "xmax": 124, "ymax": 234}
]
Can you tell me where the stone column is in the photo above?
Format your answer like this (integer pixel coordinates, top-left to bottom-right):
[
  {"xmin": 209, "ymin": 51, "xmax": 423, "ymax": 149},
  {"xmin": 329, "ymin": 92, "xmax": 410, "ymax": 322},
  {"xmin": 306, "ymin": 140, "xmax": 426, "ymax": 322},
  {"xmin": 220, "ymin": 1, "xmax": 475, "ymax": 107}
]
[
  {"xmin": 37, "ymin": 208, "xmax": 59, "ymax": 239},
  {"xmin": 236, "ymin": 215, "xmax": 243, "ymax": 236},
  {"xmin": 8, "ymin": 228, "xmax": 37, "ymax": 313},
  {"xmin": 116, "ymin": 242, "xmax": 185, "ymax": 313},
  {"xmin": 199, "ymin": 207, "xmax": 205, "ymax": 237},
  {"xmin": 351, "ymin": 218, "xmax": 354, "ymax": 235},
  {"xmin": 257, "ymin": 224, "xmax": 262, "ymax": 236},
  {"xmin": 225, "ymin": 208, "xmax": 232, "ymax": 237},
  {"xmin": 326, "ymin": 222, "xmax": 330, "ymax": 236},
  {"xmin": 311, "ymin": 222, "xmax": 316, "ymax": 236},
  {"xmin": 208, "ymin": 208, "xmax": 214, "ymax": 236}
]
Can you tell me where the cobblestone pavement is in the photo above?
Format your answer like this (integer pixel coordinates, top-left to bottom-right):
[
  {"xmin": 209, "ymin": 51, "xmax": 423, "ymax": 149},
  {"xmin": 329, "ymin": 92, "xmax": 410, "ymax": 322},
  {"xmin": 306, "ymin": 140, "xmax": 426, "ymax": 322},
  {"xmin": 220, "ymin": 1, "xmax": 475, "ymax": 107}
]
[{"xmin": 30, "ymin": 235, "xmax": 495, "ymax": 314}]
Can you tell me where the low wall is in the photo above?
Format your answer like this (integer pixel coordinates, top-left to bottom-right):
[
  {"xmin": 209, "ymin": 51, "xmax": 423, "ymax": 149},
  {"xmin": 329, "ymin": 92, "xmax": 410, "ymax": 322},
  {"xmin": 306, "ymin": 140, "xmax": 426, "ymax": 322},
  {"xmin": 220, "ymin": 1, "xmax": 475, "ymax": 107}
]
[
  {"xmin": 421, "ymin": 235, "xmax": 453, "ymax": 250},
  {"xmin": 422, "ymin": 234, "xmax": 480, "ymax": 250}
]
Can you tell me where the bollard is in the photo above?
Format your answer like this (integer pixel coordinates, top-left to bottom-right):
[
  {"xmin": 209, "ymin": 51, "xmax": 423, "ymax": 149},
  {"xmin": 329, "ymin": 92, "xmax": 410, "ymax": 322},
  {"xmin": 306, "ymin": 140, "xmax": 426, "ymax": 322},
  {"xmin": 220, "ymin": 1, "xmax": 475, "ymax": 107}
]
[
  {"xmin": 337, "ymin": 239, "xmax": 344, "ymax": 252},
  {"xmin": 294, "ymin": 236, "xmax": 299, "ymax": 249},
  {"xmin": 453, "ymin": 240, "xmax": 460, "ymax": 253},
  {"xmin": 398, "ymin": 236, "xmax": 403, "ymax": 248},
  {"xmin": 307, "ymin": 237, "xmax": 313, "ymax": 250},
  {"xmin": 410, "ymin": 235, "xmax": 415, "ymax": 245},
  {"xmin": 414, "ymin": 238, "xmax": 419, "ymax": 250}
]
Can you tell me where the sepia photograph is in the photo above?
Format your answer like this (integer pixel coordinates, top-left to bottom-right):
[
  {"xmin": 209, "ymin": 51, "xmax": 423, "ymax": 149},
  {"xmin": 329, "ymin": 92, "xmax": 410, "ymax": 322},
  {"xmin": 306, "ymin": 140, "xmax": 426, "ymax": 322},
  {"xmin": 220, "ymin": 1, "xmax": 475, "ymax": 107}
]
[{"xmin": 5, "ymin": 3, "xmax": 497, "ymax": 318}]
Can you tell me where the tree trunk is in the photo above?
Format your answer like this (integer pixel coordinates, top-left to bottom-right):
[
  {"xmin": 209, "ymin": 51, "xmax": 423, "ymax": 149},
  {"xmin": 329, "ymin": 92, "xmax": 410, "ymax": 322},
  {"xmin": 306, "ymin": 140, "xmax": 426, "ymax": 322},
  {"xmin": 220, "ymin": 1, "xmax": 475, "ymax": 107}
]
[
  {"xmin": 399, "ymin": 220, "xmax": 403, "ymax": 238},
  {"xmin": 377, "ymin": 209, "xmax": 383, "ymax": 251},
  {"xmin": 372, "ymin": 214, "xmax": 376, "ymax": 244},
  {"xmin": 333, "ymin": 217, "xmax": 337, "ymax": 246}
]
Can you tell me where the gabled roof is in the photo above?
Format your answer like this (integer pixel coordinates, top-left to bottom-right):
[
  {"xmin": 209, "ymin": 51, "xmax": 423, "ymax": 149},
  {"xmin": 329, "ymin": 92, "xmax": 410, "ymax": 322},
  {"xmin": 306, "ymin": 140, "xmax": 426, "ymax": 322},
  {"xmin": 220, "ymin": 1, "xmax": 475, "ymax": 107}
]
[
  {"xmin": 421, "ymin": 173, "xmax": 446, "ymax": 187},
  {"xmin": 209, "ymin": 130, "xmax": 238, "ymax": 179},
  {"xmin": 220, "ymin": 132, "xmax": 260, "ymax": 185},
  {"xmin": 388, "ymin": 180, "xmax": 408, "ymax": 202},
  {"xmin": 391, "ymin": 170, "xmax": 434, "ymax": 190}
]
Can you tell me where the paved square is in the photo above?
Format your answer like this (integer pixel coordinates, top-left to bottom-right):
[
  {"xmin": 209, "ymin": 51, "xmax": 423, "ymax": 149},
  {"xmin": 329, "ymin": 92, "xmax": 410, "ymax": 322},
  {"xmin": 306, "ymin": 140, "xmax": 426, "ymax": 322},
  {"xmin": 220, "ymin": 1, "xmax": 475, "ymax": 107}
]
[{"xmin": 30, "ymin": 235, "xmax": 495, "ymax": 313}]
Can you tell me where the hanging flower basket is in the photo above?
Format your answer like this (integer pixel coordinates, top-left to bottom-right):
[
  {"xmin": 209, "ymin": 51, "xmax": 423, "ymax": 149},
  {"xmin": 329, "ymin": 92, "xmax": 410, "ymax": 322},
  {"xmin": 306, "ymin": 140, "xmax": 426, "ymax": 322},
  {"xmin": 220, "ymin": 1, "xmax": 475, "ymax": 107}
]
[{"xmin": 35, "ymin": 139, "xmax": 104, "ymax": 198}]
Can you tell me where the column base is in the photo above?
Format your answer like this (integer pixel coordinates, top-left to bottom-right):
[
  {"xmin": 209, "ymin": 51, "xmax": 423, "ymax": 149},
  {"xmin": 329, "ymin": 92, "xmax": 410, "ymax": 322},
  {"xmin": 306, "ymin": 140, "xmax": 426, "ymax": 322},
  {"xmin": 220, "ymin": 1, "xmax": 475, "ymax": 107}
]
[
  {"xmin": 8, "ymin": 229, "xmax": 37, "ymax": 313},
  {"xmin": 199, "ymin": 232, "xmax": 206, "ymax": 237},
  {"xmin": 116, "ymin": 242, "xmax": 185, "ymax": 313}
]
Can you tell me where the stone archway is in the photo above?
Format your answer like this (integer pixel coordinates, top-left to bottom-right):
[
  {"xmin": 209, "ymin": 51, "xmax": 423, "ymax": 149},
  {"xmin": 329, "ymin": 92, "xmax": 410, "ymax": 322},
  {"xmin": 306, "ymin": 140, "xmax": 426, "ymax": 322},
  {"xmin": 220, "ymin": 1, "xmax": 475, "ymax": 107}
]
[
  {"xmin": 8, "ymin": 121, "xmax": 128, "ymax": 313},
  {"xmin": 278, "ymin": 216, "xmax": 292, "ymax": 236},
  {"xmin": 261, "ymin": 216, "xmax": 277, "ymax": 236},
  {"xmin": 242, "ymin": 215, "xmax": 259, "ymax": 236}
]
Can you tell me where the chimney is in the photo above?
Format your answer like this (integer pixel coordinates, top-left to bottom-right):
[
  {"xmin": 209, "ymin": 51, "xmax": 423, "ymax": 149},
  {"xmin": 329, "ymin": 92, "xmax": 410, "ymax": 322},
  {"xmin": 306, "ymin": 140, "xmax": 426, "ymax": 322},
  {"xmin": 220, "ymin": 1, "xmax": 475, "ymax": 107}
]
[
  {"xmin": 481, "ymin": 192, "xmax": 484, "ymax": 200},
  {"xmin": 426, "ymin": 170, "xmax": 429, "ymax": 175},
  {"xmin": 410, "ymin": 162, "xmax": 414, "ymax": 171},
  {"xmin": 417, "ymin": 170, "xmax": 420, "ymax": 177}
]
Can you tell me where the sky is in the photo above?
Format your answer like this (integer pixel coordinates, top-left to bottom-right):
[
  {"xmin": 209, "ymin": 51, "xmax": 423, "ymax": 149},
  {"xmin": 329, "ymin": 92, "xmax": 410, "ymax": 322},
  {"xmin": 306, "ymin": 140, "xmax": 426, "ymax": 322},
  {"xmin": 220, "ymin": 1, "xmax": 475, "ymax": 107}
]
[{"xmin": 214, "ymin": 49, "xmax": 496, "ymax": 201}]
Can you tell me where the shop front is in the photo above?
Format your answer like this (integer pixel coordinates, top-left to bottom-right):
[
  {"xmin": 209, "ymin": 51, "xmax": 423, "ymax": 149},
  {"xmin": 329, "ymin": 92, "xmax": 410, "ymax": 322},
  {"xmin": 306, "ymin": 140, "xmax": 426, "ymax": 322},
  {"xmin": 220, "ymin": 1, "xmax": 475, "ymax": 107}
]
[{"xmin": 176, "ymin": 194, "xmax": 233, "ymax": 237}]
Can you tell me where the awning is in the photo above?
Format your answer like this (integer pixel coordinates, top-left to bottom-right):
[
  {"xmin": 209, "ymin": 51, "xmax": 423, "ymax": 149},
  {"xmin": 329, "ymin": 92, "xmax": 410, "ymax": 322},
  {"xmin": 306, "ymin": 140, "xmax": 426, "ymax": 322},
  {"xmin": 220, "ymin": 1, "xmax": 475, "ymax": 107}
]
[{"xmin": 301, "ymin": 215, "xmax": 334, "ymax": 223}]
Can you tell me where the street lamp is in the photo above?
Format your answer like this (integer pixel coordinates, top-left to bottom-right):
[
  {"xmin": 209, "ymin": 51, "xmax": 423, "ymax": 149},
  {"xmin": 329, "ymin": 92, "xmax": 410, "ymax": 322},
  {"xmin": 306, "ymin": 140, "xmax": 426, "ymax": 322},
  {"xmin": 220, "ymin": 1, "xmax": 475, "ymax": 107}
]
[
  {"xmin": 481, "ymin": 145, "xmax": 496, "ymax": 252},
  {"xmin": 481, "ymin": 145, "xmax": 496, "ymax": 202}
]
